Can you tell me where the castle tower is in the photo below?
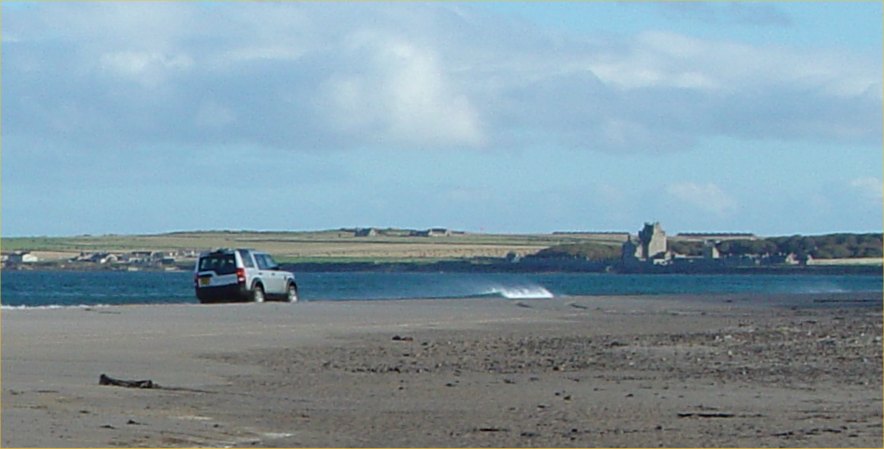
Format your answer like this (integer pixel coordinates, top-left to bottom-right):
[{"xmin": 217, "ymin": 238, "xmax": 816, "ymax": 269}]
[
  {"xmin": 638, "ymin": 222, "xmax": 667, "ymax": 259},
  {"xmin": 703, "ymin": 240, "xmax": 720, "ymax": 259},
  {"xmin": 621, "ymin": 234, "xmax": 640, "ymax": 263}
]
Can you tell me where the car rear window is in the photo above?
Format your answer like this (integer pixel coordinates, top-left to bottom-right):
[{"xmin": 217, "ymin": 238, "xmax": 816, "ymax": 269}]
[
  {"xmin": 199, "ymin": 254, "xmax": 237, "ymax": 275},
  {"xmin": 238, "ymin": 249, "xmax": 255, "ymax": 268}
]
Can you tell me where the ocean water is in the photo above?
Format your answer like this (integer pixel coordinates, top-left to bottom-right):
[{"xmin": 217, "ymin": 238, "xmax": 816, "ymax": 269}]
[{"xmin": 0, "ymin": 270, "xmax": 881, "ymax": 309}]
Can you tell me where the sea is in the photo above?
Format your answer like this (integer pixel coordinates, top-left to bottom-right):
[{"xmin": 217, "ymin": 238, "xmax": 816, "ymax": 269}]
[{"xmin": 0, "ymin": 270, "xmax": 881, "ymax": 309}]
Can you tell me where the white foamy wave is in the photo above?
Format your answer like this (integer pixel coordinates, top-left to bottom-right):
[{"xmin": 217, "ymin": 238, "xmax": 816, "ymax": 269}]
[
  {"xmin": 1, "ymin": 303, "xmax": 112, "ymax": 311},
  {"xmin": 791, "ymin": 283, "xmax": 850, "ymax": 294},
  {"xmin": 487, "ymin": 286, "xmax": 554, "ymax": 299}
]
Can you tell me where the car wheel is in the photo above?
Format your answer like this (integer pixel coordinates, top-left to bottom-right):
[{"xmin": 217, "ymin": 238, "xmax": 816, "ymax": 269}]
[
  {"xmin": 252, "ymin": 284, "xmax": 265, "ymax": 303},
  {"xmin": 286, "ymin": 283, "xmax": 299, "ymax": 303}
]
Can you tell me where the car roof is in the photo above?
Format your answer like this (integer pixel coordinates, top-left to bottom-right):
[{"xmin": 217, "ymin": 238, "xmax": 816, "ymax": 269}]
[{"xmin": 201, "ymin": 248, "xmax": 255, "ymax": 255}]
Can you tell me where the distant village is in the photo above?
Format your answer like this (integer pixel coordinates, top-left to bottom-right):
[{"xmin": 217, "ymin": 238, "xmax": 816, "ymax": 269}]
[
  {"xmin": 352, "ymin": 227, "xmax": 460, "ymax": 237},
  {"xmin": 0, "ymin": 228, "xmax": 463, "ymax": 271},
  {"xmin": 1, "ymin": 249, "xmax": 199, "ymax": 271}
]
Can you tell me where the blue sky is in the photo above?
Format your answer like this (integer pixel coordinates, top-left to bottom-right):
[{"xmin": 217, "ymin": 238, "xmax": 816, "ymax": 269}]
[{"xmin": 2, "ymin": 2, "xmax": 881, "ymax": 237}]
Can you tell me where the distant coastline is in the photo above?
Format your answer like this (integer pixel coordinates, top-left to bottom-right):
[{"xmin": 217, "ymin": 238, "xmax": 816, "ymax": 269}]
[
  {"xmin": 2, "ymin": 226, "xmax": 881, "ymax": 275},
  {"xmin": 2, "ymin": 257, "xmax": 881, "ymax": 276}
]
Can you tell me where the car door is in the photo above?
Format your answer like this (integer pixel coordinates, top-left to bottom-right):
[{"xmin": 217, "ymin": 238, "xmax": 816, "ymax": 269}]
[
  {"xmin": 255, "ymin": 254, "xmax": 285, "ymax": 294},
  {"xmin": 264, "ymin": 254, "xmax": 287, "ymax": 294}
]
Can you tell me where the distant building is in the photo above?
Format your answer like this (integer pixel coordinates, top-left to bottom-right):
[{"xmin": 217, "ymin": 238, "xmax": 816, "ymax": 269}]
[
  {"xmin": 764, "ymin": 253, "xmax": 801, "ymax": 266},
  {"xmin": 703, "ymin": 241, "xmax": 720, "ymax": 259},
  {"xmin": 621, "ymin": 222, "xmax": 669, "ymax": 266},
  {"xmin": 355, "ymin": 228, "xmax": 379, "ymax": 237},
  {"xmin": 411, "ymin": 228, "xmax": 453, "ymax": 237},
  {"xmin": 621, "ymin": 237, "xmax": 639, "ymax": 264},
  {"xmin": 637, "ymin": 222, "xmax": 667, "ymax": 259},
  {"xmin": 5, "ymin": 251, "xmax": 39, "ymax": 264}
]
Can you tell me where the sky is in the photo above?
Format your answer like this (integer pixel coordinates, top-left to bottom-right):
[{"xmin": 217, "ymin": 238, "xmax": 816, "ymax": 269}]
[{"xmin": 1, "ymin": 1, "xmax": 881, "ymax": 237}]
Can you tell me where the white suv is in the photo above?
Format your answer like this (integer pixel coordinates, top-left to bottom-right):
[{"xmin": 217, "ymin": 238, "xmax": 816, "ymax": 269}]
[{"xmin": 194, "ymin": 248, "xmax": 299, "ymax": 303}]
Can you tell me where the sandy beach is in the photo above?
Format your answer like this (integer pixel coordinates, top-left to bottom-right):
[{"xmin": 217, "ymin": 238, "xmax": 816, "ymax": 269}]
[{"xmin": 2, "ymin": 293, "xmax": 881, "ymax": 447}]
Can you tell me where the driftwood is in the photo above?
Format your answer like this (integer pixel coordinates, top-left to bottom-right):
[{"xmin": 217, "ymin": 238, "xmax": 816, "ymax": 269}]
[{"xmin": 99, "ymin": 374, "xmax": 158, "ymax": 389}]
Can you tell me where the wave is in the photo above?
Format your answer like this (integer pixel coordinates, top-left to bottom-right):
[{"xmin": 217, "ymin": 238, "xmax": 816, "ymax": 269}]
[
  {"xmin": 784, "ymin": 283, "xmax": 850, "ymax": 294},
  {"xmin": 420, "ymin": 284, "xmax": 554, "ymax": 301},
  {"xmin": 1, "ymin": 303, "xmax": 113, "ymax": 310},
  {"xmin": 483, "ymin": 285, "xmax": 554, "ymax": 299}
]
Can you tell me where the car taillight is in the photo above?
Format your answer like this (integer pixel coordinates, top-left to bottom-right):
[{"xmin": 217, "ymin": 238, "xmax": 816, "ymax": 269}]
[{"xmin": 236, "ymin": 268, "xmax": 246, "ymax": 284}]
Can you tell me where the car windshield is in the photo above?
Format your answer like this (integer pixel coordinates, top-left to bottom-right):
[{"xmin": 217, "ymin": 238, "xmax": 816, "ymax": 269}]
[{"xmin": 199, "ymin": 254, "xmax": 237, "ymax": 275}]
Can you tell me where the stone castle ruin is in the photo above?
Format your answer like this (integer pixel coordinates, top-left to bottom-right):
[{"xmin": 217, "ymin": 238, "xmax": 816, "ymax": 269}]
[
  {"xmin": 618, "ymin": 221, "xmax": 808, "ymax": 271},
  {"xmin": 622, "ymin": 222, "xmax": 668, "ymax": 264}
]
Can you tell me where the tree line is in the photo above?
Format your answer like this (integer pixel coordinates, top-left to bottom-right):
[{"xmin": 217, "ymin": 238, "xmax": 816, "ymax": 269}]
[
  {"xmin": 535, "ymin": 233, "xmax": 882, "ymax": 261},
  {"xmin": 668, "ymin": 233, "xmax": 882, "ymax": 259}
]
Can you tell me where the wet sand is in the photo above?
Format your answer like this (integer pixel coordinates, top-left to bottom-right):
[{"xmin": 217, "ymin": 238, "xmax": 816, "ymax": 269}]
[{"xmin": 2, "ymin": 293, "xmax": 882, "ymax": 447}]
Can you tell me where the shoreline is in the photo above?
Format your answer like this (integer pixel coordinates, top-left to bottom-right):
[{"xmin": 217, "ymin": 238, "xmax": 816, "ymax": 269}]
[
  {"xmin": 2, "ymin": 290, "xmax": 882, "ymax": 311},
  {"xmin": 2, "ymin": 293, "xmax": 882, "ymax": 447}
]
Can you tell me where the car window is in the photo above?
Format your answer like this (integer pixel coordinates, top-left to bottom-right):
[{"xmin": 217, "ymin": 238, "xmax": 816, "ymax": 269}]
[
  {"xmin": 255, "ymin": 254, "xmax": 270, "ymax": 270},
  {"xmin": 255, "ymin": 254, "xmax": 279, "ymax": 270},
  {"xmin": 238, "ymin": 250, "xmax": 255, "ymax": 268},
  {"xmin": 199, "ymin": 254, "xmax": 236, "ymax": 275}
]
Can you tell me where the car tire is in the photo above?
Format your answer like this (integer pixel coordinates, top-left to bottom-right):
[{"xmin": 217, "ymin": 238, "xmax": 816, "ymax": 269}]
[
  {"xmin": 252, "ymin": 284, "xmax": 265, "ymax": 303},
  {"xmin": 286, "ymin": 283, "xmax": 299, "ymax": 303}
]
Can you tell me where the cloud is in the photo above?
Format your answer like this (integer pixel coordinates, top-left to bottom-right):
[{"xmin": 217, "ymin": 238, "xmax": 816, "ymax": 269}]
[
  {"xmin": 99, "ymin": 51, "xmax": 193, "ymax": 88},
  {"xmin": 666, "ymin": 182, "xmax": 738, "ymax": 216},
  {"xmin": 850, "ymin": 177, "xmax": 884, "ymax": 203},
  {"xmin": 587, "ymin": 30, "xmax": 879, "ymax": 99},
  {"xmin": 317, "ymin": 33, "xmax": 484, "ymax": 148},
  {"xmin": 2, "ymin": 2, "xmax": 880, "ymax": 157}
]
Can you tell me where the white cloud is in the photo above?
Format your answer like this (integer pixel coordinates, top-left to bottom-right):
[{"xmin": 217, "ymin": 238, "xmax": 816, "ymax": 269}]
[
  {"xmin": 3, "ymin": 2, "xmax": 880, "ymax": 154},
  {"xmin": 385, "ymin": 42, "xmax": 484, "ymax": 148},
  {"xmin": 586, "ymin": 32, "xmax": 726, "ymax": 91},
  {"xmin": 666, "ymin": 182, "xmax": 738, "ymax": 216},
  {"xmin": 220, "ymin": 46, "xmax": 306, "ymax": 65},
  {"xmin": 850, "ymin": 177, "xmax": 883, "ymax": 202},
  {"xmin": 99, "ymin": 51, "xmax": 193, "ymax": 88},
  {"xmin": 586, "ymin": 30, "xmax": 880, "ymax": 100},
  {"xmin": 319, "ymin": 35, "xmax": 484, "ymax": 148}
]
